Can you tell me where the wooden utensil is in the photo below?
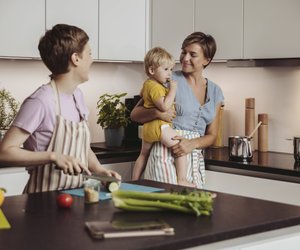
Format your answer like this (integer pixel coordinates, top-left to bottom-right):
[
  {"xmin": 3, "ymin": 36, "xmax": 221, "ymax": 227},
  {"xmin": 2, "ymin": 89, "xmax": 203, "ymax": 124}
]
[{"xmin": 248, "ymin": 121, "xmax": 262, "ymax": 139}]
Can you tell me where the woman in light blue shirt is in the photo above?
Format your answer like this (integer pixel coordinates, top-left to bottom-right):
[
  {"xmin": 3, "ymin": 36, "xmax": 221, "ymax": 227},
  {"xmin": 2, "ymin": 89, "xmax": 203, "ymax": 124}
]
[{"xmin": 131, "ymin": 32, "xmax": 224, "ymax": 188}]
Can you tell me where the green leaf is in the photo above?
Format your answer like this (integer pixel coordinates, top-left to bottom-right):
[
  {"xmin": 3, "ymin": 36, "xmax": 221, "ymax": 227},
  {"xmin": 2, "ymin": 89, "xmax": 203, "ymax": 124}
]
[
  {"xmin": 96, "ymin": 92, "xmax": 130, "ymax": 129},
  {"xmin": 0, "ymin": 88, "xmax": 20, "ymax": 130}
]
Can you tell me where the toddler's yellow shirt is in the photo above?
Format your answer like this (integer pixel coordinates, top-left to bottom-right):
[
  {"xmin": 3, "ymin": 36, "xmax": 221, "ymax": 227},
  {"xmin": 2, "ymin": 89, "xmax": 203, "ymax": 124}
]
[{"xmin": 141, "ymin": 79, "xmax": 173, "ymax": 143}]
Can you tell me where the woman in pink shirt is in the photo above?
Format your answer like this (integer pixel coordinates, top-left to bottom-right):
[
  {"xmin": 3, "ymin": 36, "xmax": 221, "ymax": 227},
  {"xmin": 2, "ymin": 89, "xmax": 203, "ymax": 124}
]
[{"xmin": 0, "ymin": 24, "xmax": 121, "ymax": 193}]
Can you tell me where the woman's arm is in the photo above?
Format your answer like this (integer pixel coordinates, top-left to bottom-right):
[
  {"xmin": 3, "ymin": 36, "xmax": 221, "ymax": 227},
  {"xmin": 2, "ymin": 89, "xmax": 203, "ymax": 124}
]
[
  {"xmin": 87, "ymin": 148, "xmax": 121, "ymax": 180},
  {"xmin": 0, "ymin": 127, "xmax": 55, "ymax": 166},
  {"xmin": 0, "ymin": 126, "xmax": 91, "ymax": 175},
  {"xmin": 171, "ymin": 103, "xmax": 222, "ymax": 157},
  {"xmin": 130, "ymin": 98, "xmax": 176, "ymax": 124}
]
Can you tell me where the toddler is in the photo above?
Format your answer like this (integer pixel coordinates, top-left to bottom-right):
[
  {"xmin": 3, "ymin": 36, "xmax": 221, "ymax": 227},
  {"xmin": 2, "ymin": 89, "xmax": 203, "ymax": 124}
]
[{"xmin": 132, "ymin": 47, "xmax": 194, "ymax": 187}]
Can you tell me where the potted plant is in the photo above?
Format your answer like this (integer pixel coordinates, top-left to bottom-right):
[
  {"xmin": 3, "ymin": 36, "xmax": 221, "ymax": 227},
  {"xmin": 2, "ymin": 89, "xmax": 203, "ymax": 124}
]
[
  {"xmin": 96, "ymin": 93, "xmax": 130, "ymax": 147},
  {"xmin": 0, "ymin": 88, "xmax": 19, "ymax": 140}
]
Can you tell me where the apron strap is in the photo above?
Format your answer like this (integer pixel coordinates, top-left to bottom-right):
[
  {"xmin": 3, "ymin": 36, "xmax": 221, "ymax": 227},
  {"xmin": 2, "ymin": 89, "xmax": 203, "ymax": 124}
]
[
  {"xmin": 51, "ymin": 80, "xmax": 85, "ymax": 121},
  {"xmin": 73, "ymin": 95, "xmax": 85, "ymax": 121},
  {"xmin": 50, "ymin": 80, "xmax": 61, "ymax": 116}
]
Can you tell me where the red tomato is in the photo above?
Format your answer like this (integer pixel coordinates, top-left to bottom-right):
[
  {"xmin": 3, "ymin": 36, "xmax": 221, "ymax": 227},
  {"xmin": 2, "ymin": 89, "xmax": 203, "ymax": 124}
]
[{"xmin": 56, "ymin": 193, "xmax": 73, "ymax": 208}]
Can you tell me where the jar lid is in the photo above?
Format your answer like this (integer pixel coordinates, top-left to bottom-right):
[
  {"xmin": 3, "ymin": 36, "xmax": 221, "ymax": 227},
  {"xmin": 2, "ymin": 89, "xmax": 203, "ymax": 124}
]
[{"xmin": 84, "ymin": 179, "xmax": 101, "ymax": 185}]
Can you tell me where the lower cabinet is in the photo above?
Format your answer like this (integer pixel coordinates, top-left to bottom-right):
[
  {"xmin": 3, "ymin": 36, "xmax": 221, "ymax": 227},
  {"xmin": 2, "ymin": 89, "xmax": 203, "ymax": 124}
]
[
  {"xmin": 102, "ymin": 162, "xmax": 133, "ymax": 182},
  {"xmin": 189, "ymin": 168, "xmax": 300, "ymax": 250},
  {"xmin": 187, "ymin": 225, "xmax": 300, "ymax": 250},
  {"xmin": 204, "ymin": 169, "xmax": 300, "ymax": 206},
  {"xmin": 0, "ymin": 168, "xmax": 29, "ymax": 196}
]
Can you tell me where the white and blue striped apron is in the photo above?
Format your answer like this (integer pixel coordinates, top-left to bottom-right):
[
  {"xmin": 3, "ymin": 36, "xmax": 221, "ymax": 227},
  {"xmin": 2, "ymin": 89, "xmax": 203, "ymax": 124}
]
[
  {"xmin": 144, "ymin": 130, "xmax": 205, "ymax": 188},
  {"xmin": 24, "ymin": 80, "xmax": 90, "ymax": 193}
]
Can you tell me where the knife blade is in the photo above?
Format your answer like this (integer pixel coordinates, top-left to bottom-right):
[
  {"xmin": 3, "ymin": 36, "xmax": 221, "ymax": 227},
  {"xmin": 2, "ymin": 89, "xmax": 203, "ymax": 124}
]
[{"xmin": 82, "ymin": 174, "xmax": 120, "ymax": 183}]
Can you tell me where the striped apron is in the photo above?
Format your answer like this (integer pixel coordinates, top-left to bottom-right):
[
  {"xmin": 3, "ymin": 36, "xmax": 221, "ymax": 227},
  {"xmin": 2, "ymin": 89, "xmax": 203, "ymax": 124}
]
[
  {"xmin": 24, "ymin": 80, "xmax": 90, "ymax": 193},
  {"xmin": 144, "ymin": 130, "xmax": 205, "ymax": 188}
]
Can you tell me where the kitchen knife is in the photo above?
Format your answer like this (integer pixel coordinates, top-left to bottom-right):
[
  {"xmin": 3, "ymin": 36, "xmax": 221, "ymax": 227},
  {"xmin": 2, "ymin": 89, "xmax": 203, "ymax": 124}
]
[{"xmin": 82, "ymin": 174, "xmax": 120, "ymax": 183}]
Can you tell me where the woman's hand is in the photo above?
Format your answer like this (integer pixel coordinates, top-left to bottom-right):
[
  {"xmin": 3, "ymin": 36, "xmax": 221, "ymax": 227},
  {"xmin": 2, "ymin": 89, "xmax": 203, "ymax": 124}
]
[
  {"xmin": 87, "ymin": 149, "xmax": 121, "ymax": 182},
  {"xmin": 53, "ymin": 153, "xmax": 91, "ymax": 175},
  {"xmin": 171, "ymin": 136, "xmax": 197, "ymax": 158},
  {"xmin": 158, "ymin": 107, "xmax": 177, "ymax": 123},
  {"xmin": 93, "ymin": 167, "xmax": 122, "ymax": 181}
]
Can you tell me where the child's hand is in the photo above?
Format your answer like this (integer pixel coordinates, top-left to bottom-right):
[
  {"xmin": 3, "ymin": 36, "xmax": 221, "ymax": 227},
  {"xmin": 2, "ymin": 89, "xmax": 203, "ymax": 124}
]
[{"xmin": 168, "ymin": 79, "xmax": 177, "ymax": 89}]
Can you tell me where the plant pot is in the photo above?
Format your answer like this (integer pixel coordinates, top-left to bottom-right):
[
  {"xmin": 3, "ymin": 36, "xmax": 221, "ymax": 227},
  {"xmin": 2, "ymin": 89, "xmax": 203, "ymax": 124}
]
[{"xmin": 104, "ymin": 127, "xmax": 124, "ymax": 147}]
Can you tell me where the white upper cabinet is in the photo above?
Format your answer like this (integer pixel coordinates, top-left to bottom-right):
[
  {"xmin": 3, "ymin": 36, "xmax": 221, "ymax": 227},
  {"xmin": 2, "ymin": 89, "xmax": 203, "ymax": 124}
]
[
  {"xmin": 151, "ymin": 0, "xmax": 194, "ymax": 61},
  {"xmin": 151, "ymin": 0, "xmax": 243, "ymax": 60},
  {"xmin": 2, "ymin": 0, "xmax": 299, "ymax": 60},
  {"xmin": 244, "ymin": 0, "xmax": 300, "ymax": 59},
  {"xmin": 0, "ymin": 0, "xmax": 45, "ymax": 58},
  {"xmin": 99, "ymin": 0, "xmax": 148, "ymax": 61},
  {"xmin": 46, "ymin": 0, "xmax": 99, "ymax": 60},
  {"xmin": 151, "ymin": 0, "xmax": 300, "ymax": 60},
  {"xmin": 0, "ymin": 0, "xmax": 148, "ymax": 61},
  {"xmin": 195, "ymin": 0, "xmax": 243, "ymax": 60}
]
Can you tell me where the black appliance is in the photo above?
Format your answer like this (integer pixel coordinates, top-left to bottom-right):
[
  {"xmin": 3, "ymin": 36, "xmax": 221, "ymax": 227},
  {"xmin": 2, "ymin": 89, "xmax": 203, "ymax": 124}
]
[{"xmin": 123, "ymin": 95, "xmax": 142, "ymax": 146}]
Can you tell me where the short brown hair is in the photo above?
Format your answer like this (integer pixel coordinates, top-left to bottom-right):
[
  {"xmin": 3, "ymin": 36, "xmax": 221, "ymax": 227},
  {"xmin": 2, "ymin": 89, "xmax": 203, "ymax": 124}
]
[
  {"xmin": 181, "ymin": 32, "xmax": 216, "ymax": 68},
  {"xmin": 144, "ymin": 47, "xmax": 175, "ymax": 77},
  {"xmin": 38, "ymin": 24, "xmax": 89, "ymax": 78}
]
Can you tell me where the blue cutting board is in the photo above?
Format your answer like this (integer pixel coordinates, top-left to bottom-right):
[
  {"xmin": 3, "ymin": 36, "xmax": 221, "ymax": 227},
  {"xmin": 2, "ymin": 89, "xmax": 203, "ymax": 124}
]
[{"xmin": 63, "ymin": 183, "xmax": 164, "ymax": 201}]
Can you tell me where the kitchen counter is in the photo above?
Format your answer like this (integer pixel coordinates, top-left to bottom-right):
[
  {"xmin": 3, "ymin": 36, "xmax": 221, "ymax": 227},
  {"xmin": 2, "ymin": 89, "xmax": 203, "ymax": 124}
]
[
  {"xmin": 204, "ymin": 147, "xmax": 300, "ymax": 184},
  {"xmin": 91, "ymin": 142, "xmax": 300, "ymax": 184},
  {"xmin": 1, "ymin": 143, "xmax": 299, "ymax": 184},
  {"xmin": 91, "ymin": 142, "xmax": 140, "ymax": 164},
  {"xmin": 1, "ymin": 179, "xmax": 300, "ymax": 250}
]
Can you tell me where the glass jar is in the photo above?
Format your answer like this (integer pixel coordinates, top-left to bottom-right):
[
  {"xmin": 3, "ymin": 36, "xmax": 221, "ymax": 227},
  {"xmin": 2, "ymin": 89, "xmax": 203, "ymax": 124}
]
[{"xmin": 84, "ymin": 179, "xmax": 100, "ymax": 204}]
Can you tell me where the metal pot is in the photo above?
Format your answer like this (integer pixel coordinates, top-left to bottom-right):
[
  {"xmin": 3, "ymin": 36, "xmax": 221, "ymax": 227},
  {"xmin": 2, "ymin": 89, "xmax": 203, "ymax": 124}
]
[{"xmin": 228, "ymin": 136, "xmax": 253, "ymax": 162}]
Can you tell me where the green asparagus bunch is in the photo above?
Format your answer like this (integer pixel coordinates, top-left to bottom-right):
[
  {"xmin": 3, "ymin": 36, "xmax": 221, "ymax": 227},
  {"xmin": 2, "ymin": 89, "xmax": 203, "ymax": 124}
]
[{"xmin": 112, "ymin": 189, "xmax": 216, "ymax": 216}]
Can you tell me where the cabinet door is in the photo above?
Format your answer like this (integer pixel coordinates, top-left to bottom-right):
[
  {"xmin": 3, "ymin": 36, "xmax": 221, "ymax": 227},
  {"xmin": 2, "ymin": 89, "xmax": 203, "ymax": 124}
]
[
  {"xmin": 151, "ymin": 0, "xmax": 194, "ymax": 61},
  {"xmin": 0, "ymin": 0, "xmax": 45, "ymax": 58},
  {"xmin": 46, "ymin": 0, "xmax": 98, "ymax": 59},
  {"xmin": 205, "ymin": 170, "xmax": 300, "ymax": 206},
  {"xmin": 99, "ymin": 0, "xmax": 147, "ymax": 61},
  {"xmin": 195, "ymin": 0, "xmax": 243, "ymax": 60},
  {"xmin": 0, "ymin": 168, "xmax": 29, "ymax": 196},
  {"xmin": 244, "ymin": 0, "xmax": 300, "ymax": 59}
]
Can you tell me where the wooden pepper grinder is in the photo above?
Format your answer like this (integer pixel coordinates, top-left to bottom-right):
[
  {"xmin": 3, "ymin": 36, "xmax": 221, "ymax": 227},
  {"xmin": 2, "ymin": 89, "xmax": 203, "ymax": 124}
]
[
  {"xmin": 258, "ymin": 113, "xmax": 268, "ymax": 152},
  {"xmin": 245, "ymin": 98, "xmax": 255, "ymax": 150}
]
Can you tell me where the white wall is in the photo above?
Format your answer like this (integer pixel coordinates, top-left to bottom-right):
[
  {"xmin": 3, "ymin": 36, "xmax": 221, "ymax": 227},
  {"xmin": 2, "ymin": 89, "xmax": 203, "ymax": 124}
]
[
  {"xmin": 0, "ymin": 59, "xmax": 144, "ymax": 143},
  {"xmin": 204, "ymin": 63, "xmax": 300, "ymax": 153},
  {"xmin": 1, "ymin": 59, "xmax": 300, "ymax": 153}
]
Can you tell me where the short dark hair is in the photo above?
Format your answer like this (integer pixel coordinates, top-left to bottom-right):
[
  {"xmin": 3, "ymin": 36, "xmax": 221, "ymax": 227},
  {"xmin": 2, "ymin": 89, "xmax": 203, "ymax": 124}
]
[
  {"xmin": 181, "ymin": 32, "xmax": 216, "ymax": 68},
  {"xmin": 38, "ymin": 24, "xmax": 89, "ymax": 78}
]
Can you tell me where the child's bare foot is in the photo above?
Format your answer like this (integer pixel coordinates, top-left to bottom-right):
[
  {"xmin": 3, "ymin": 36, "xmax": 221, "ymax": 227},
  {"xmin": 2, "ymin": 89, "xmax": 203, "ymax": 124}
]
[{"xmin": 177, "ymin": 179, "xmax": 196, "ymax": 188}]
